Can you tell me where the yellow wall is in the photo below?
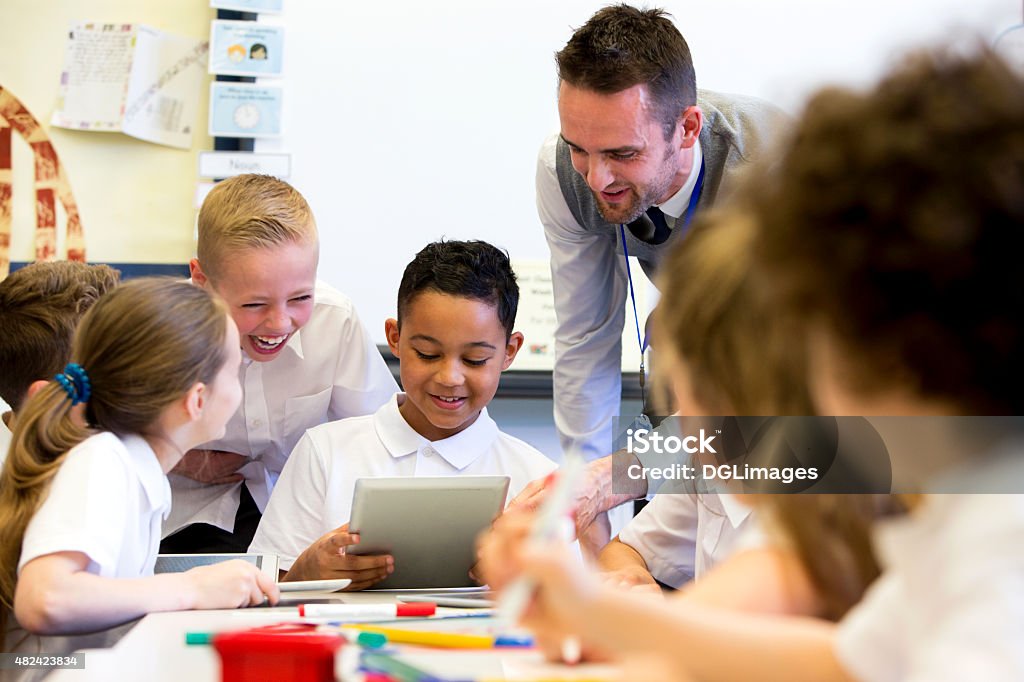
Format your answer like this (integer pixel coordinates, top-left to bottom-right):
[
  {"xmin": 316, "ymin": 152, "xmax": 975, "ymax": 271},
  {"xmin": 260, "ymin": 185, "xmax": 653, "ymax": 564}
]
[{"xmin": 0, "ymin": 1, "xmax": 213, "ymax": 265}]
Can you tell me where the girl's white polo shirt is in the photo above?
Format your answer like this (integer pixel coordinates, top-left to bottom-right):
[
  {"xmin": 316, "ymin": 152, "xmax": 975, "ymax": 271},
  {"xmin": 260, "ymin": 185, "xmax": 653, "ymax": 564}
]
[{"xmin": 19, "ymin": 432, "xmax": 170, "ymax": 578}]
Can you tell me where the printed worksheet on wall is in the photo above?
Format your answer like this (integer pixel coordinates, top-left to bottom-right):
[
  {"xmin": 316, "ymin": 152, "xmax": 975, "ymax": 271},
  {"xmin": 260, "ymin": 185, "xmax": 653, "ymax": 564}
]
[
  {"xmin": 51, "ymin": 22, "xmax": 208, "ymax": 149},
  {"xmin": 512, "ymin": 259, "xmax": 652, "ymax": 372}
]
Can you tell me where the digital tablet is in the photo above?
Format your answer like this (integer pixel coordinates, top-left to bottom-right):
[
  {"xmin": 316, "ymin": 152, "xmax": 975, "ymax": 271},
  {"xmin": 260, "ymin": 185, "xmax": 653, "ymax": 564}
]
[
  {"xmin": 400, "ymin": 592, "xmax": 496, "ymax": 608},
  {"xmin": 278, "ymin": 578, "xmax": 351, "ymax": 593},
  {"xmin": 348, "ymin": 476, "xmax": 510, "ymax": 589},
  {"xmin": 154, "ymin": 553, "xmax": 278, "ymax": 580}
]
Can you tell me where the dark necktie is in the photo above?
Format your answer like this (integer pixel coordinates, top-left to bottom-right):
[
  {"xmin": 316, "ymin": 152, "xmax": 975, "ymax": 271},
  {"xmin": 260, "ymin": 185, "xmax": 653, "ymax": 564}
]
[{"xmin": 645, "ymin": 206, "xmax": 671, "ymax": 245}]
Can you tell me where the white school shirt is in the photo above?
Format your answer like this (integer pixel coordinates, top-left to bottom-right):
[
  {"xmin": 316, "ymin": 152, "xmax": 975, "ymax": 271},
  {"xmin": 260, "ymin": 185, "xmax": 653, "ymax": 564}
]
[
  {"xmin": 538, "ymin": 133, "xmax": 703, "ymax": 463},
  {"xmin": 835, "ymin": 451, "xmax": 1024, "ymax": 681},
  {"xmin": 616, "ymin": 489, "xmax": 755, "ymax": 587},
  {"xmin": 7, "ymin": 433, "xmax": 167, "ymax": 671},
  {"xmin": 164, "ymin": 281, "xmax": 398, "ymax": 536},
  {"xmin": 249, "ymin": 393, "xmax": 557, "ymax": 570},
  {"xmin": 19, "ymin": 431, "xmax": 170, "ymax": 577}
]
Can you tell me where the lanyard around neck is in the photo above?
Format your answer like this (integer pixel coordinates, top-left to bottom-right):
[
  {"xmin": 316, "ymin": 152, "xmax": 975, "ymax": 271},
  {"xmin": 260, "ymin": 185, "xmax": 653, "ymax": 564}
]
[{"xmin": 619, "ymin": 157, "xmax": 705, "ymax": 397}]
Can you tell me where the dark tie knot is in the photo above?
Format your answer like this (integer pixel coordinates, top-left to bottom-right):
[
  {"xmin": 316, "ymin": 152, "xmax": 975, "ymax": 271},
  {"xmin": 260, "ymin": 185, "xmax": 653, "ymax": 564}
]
[{"xmin": 628, "ymin": 206, "xmax": 671, "ymax": 245}]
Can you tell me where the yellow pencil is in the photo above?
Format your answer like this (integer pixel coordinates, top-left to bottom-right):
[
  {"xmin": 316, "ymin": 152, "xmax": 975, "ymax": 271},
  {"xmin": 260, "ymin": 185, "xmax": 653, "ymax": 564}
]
[{"xmin": 348, "ymin": 625, "xmax": 496, "ymax": 649}]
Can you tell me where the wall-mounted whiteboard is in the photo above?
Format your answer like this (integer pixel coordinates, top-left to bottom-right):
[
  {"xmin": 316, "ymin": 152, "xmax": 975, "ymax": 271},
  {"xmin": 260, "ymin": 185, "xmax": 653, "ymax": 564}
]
[{"xmin": 257, "ymin": 0, "xmax": 1018, "ymax": 349}]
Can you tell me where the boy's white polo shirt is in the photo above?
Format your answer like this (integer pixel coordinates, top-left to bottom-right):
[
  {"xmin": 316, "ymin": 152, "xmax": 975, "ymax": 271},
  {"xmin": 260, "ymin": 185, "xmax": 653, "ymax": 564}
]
[
  {"xmin": 165, "ymin": 280, "xmax": 398, "ymax": 537},
  {"xmin": 250, "ymin": 393, "xmax": 557, "ymax": 570},
  {"xmin": 617, "ymin": 488, "xmax": 756, "ymax": 587},
  {"xmin": 19, "ymin": 432, "xmax": 170, "ymax": 578}
]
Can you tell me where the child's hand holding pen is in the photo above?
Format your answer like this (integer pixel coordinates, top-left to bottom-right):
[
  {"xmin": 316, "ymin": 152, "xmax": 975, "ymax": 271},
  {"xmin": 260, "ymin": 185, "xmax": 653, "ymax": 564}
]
[
  {"xmin": 478, "ymin": 458, "xmax": 612, "ymax": 664},
  {"xmin": 477, "ymin": 507, "xmax": 608, "ymax": 663}
]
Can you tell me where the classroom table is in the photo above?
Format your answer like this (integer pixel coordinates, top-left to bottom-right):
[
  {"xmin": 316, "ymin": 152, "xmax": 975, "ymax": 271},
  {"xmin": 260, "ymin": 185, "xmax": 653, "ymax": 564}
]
[{"xmin": 44, "ymin": 591, "xmax": 617, "ymax": 681}]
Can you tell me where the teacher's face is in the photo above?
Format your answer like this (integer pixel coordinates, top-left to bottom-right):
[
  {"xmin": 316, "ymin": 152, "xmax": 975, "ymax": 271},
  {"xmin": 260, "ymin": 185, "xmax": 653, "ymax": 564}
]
[{"xmin": 558, "ymin": 81, "xmax": 698, "ymax": 224}]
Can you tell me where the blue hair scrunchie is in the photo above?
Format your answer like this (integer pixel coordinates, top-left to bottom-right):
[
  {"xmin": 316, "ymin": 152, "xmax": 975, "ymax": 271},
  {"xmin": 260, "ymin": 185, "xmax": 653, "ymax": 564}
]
[{"xmin": 55, "ymin": 363, "xmax": 91, "ymax": 406}]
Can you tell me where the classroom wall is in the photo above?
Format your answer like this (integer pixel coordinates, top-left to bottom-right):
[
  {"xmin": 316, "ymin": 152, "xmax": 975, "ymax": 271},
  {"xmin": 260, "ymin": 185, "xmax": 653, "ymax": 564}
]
[
  {"xmin": 0, "ymin": 1, "xmax": 213, "ymax": 266},
  {"xmin": 2, "ymin": 1, "xmax": 1018, "ymax": 278},
  {"xmin": 257, "ymin": 0, "xmax": 1020, "ymax": 345},
  {"xmin": 1, "ymin": 0, "xmax": 1019, "ymax": 467}
]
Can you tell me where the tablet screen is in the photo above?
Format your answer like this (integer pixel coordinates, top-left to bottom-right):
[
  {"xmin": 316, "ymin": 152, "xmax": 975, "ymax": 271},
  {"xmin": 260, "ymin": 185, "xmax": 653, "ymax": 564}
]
[{"xmin": 348, "ymin": 476, "xmax": 510, "ymax": 589}]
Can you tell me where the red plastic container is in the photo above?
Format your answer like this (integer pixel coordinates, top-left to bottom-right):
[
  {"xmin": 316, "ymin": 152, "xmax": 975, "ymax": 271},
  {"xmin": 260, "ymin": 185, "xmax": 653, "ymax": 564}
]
[{"xmin": 213, "ymin": 626, "xmax": 343, "ymax": 682}]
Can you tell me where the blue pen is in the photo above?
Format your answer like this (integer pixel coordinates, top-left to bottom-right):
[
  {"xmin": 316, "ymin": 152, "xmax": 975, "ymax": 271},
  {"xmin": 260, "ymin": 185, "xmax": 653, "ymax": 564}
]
[{"xmin": 494, "ymin": 634, "xmax": 534, "ymax": 647}]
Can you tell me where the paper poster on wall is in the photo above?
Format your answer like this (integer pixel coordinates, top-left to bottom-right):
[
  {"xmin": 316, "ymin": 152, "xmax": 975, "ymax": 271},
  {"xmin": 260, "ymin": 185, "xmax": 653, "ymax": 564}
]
[
  {"xmin": 51, "ymin": 23, "xmax": 208, "ymax": 149},
  {"xmin": 209, "ymin": 20, "xmax": 284, "ymax": 77},
  {"xmin": 209, "ymin": 82, "xmax": 283, "ymax": 137},
  {"xmin": 512, "ymin": 260, "xmax": 650, "ymax": 372},
  {"xmin": 511, "ymin": 261, "xmax": 557, "ymax": 371},
  {"xmin": 210, "ymin": 0, "xmax": 283, "ymax": 14}
]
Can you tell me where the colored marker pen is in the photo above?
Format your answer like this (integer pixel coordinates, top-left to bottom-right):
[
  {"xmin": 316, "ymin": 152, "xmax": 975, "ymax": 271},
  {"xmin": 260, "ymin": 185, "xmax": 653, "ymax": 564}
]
[{"xmin": 298, "ymin": 602, "xmax": 436, "ymax": 619}]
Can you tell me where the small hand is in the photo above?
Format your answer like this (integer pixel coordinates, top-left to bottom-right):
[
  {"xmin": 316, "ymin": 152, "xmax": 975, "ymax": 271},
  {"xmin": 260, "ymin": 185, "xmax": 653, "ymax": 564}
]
[
  {"xmin": 184, "ymin": 559, "xmax": 280, "ymax": 609},
  {"xmin": 477, "ymin": 509, "xmax": 604, "ymax": 662},
  {"xmin": 507, "ymin": 457, "xmax": 631, "ymax": 544},
  {"xmin": 285, "ymin": 523, "xmax": 394, "ymax": 590},
  {"xmin": 476, "ymin": 509, "xmax": 533, "ymax": 592}
]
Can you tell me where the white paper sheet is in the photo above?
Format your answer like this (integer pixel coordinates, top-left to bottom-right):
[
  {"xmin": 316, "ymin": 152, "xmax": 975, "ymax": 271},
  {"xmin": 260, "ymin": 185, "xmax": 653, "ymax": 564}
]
[
  {"xmin": 52, "ymin": 22, "xmax": 207, "ymax": 149},
  {"xmin": 512, "ymin": 259, "xmax": 651, "ymax": 372}
]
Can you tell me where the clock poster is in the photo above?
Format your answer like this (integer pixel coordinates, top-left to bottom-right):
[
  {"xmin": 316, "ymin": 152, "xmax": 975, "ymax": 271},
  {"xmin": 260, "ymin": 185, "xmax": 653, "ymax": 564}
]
[{"xmin": 208, "ymin": 82, "xmax": 283, "ymax": 138}]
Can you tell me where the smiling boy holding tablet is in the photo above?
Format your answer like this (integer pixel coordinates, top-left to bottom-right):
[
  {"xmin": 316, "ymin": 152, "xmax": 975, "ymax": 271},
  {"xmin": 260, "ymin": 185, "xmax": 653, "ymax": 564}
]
[{"xmin": 249, "ymin": 240, "xmax": 557, "ymax": 588}]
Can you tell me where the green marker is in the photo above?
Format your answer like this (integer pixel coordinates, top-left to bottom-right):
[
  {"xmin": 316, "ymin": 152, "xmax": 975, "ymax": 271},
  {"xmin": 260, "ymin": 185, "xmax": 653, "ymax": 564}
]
[
  {"xmin": 353, "ymin": 630, "xmax": 388, "ymax": 649},
  {"xmin": 185, "ymin": 632, "xmax": 213, "ymax": 645}
]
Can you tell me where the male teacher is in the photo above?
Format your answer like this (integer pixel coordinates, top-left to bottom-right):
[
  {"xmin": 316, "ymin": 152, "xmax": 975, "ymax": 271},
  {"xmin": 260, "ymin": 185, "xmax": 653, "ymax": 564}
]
[{"xmin": 522, "ymin": 4, "xmax": 786, "ymax": 547}]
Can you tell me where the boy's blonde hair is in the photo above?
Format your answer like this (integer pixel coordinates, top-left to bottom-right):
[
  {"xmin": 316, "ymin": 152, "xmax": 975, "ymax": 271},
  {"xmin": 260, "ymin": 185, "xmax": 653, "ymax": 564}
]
[{"xmin": 197, "ymin": 174, "xmax": 317, "ymax": 279}]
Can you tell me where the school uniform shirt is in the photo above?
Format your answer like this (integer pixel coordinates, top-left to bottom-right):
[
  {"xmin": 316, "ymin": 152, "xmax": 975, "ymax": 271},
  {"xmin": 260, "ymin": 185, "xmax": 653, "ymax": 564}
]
[
  {"xmin": 19, "ymin": 431, "xmax": 170, "ymax": 576},
  {"xmin": 835, "ymin": 449, "xmax": 1024, "ymax": 681},
  {"xmin": 617, "ymin": 489, "xmax": 756, "ymax": 587},
  {"xmin": 164, "ymin": 281, "xmax": 398, "ymax": 537},
  {"xmin": 249, "ymin": 393, "xmax": 557, "ymax": 570},
  {"xmin": 6, "ymin": 432, "xmax": 169, "ymax": 670}
]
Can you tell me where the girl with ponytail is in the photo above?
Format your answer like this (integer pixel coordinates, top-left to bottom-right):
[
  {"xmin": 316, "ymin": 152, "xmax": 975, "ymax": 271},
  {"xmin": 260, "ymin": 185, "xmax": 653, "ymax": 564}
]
[{"xmin": 0, "ymin": 278, "xmax": 278, "ymax": 653}]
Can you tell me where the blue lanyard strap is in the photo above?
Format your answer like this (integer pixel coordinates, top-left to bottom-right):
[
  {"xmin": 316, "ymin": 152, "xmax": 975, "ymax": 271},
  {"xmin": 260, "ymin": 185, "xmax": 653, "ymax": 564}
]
[
  {"xmin": 619, "ymin": 226, "xmax": 646, "ymax": 375},
  {"xmin": 619, "ymin": 156, "xmax": 705, "ymax": 360}
]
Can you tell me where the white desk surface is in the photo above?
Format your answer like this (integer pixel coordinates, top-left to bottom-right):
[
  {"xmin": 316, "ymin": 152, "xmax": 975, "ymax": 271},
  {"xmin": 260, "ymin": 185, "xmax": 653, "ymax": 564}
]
[{"xmin": 45, "ymin": 592, "xmax": 617, "ymax": 681}]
